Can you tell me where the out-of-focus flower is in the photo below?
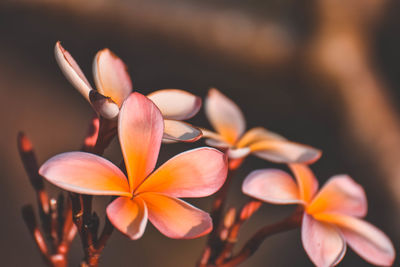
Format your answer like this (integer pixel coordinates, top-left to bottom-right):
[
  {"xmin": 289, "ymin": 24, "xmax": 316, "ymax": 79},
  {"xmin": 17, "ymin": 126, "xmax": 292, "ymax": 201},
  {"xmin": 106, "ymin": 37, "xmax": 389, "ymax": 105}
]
[
  {"xmin": 55, "ymin": 41, "xmax": 202, "ymax": 142},
  {"xmin": 39, "ymin": 92, "xmax": 228, "ymax": 239},
  {"xmin": 202, "ymin": 88, "xmax": 321, "ymax": 166},
  {"xmin": 242, "ymin": 164, "xmax": 395, "ymax": 266}
]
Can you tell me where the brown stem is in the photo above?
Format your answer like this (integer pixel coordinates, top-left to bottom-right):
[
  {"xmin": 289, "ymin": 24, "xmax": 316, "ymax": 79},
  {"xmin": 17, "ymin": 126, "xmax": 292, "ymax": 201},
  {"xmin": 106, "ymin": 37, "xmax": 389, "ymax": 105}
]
[
  {"xmin": 19, "ymin": 133, "xmax": 74, "ymax": 267},
  {"xmin": 214, "ymin": 201, "xmax": 262, "ymax": 265},
  {"xmin": 199, "ymin": 162, "xmax": 240, "ymax": 266},
  {"xmin": 72, "ymin": 116, "xmax": 117, "ymax": 267},
  {"xmin": 219, "ymin": 209, "xmax": 303, "ymax": 267}
]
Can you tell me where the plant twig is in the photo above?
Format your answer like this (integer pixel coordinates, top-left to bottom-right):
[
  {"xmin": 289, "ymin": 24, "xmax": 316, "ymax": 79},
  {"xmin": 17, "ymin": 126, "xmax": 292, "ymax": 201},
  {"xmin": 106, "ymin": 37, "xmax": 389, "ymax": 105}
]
[
  {"xmin": 19, "ymin": 133, "xmax": 76, "ymax": 267},
  {"xmin": 219, "ymin": 208, "xmax": 303, "ymax": 267},
  {"xmin": 199, "ymin": 161, "xmax": 240, "ymax": 266}
]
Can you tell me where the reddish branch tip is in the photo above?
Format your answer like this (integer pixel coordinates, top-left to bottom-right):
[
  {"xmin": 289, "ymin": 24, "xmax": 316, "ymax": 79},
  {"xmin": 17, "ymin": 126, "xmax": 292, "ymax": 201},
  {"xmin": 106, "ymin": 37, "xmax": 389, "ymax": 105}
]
[
  {"xmin": 240, "ymin": 201, "xmax": 262, "ymax": 221},
  {"xmin": 18, "ymin": 132, "xmax": 33, "ymax": 152}
]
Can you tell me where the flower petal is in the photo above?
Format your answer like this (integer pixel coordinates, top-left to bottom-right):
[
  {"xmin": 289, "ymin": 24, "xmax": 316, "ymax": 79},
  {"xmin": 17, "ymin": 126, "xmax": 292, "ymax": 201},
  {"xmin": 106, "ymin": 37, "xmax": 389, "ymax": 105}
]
[
  {"xmin": 141, "ymin": 193, "xmax": 212, "ymax": 239},
  {"xmin": 302, "ymin": 214, "xmax": 346, "ymax": 267},
  {"xmin": 55, "ymin": 42, "xmax": 119, "ymax": 119},
  {"xmin": 242, "ymin": 169, "xmax": 302, "ymax": 204},
  {"xmin": 106, "ymin": 197, "xmax": 148, "ymax": 240},
  {"xmin": 314, "ymin": 213, "xmax": 395, "ymax": 266},
  {"xmin": 147, "ymin": 89, "xmax": 201, "ymax": 120},
  {"xmin": 119, "ymin": 92, "xmax": 164, "ymax": 192},
  {"xmin": 289, "ymin": 164, "xmax": 319, "ymax": 203},
  {"xmin": 93, "ymin": 49, "xmax": 132, "ymax": 107},
  {"xmin": 163, "ymin": 120, "xmax": 202, "ymax": 143},
  {"xmin": 205, "ymin": 88, "xmax": 245, "ymax": 144},
  {"xmin": 55, "ymin": 42, "xmax": 93, "ymax": 102},
  {"xmin": 249, "ymin": 140, "xmax": 322, "ymax": 164},
  {"xmin": 39, "ymin": 152, "xmax": 130, "ymax": 196},
  {"xmin": 307, "ymin": 176, "xmax": 367, "ymax": 217},
  {"xmin": 227, "ymin": 147, "xmax": 251, "ymax": 159},
  {"xmin": 137, "ymin": 147, "xmax": 228, "ymax": 197},
  {"xmin": 236, "ymin": 127, "xmax": 286, "ymax": 148}
]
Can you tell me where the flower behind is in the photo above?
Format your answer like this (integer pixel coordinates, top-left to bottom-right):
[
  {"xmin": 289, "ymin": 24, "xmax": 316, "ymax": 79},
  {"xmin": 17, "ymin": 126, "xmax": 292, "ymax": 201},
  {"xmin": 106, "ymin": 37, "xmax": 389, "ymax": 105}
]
[{"xmin": 242, "ymin": 164, "xmax": 395, "ymax": 266}]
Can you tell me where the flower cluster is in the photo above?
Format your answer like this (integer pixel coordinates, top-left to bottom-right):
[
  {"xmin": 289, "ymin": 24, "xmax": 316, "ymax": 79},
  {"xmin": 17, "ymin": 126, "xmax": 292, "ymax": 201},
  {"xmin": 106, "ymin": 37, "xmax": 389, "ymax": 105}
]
[{"xmin": 26, "ymin": 42, "xmax": 395, "ymax": 267}]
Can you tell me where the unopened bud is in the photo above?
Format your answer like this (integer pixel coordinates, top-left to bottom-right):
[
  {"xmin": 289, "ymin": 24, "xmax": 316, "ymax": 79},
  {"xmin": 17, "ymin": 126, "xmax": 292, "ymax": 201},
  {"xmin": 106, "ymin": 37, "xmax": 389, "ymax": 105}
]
[
  {"xmin": 240, "ymin": 201, "xmax": 262, "ymax": 221},
  {"xmin": 224, "ymin": 207, "xmax": 237, "ymax": 228}
]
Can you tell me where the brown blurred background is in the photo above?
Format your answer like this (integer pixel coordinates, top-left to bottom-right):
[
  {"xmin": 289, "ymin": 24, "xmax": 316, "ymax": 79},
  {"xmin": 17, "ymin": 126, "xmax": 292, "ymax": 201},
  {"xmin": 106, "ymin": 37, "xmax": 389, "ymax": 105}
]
[{"xmin": 1, "ymin": 0, "xmax": 399, "ymax": 266}]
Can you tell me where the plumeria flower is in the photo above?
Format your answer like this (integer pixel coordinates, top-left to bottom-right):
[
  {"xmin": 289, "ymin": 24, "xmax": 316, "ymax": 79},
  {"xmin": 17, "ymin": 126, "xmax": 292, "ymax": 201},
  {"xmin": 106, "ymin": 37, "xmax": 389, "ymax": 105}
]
[
  {"xmin": 55, "ymin": 41, "xmax": 202, "ymax": 142},
  {"xmin": 242, "ymin": 164, "xmax": 395, "ymax": 266},
  {"xmin": 202, "ymin": 88, "xmax": 321, "ymax": 166},
  {"xmin": 39, "ymin": 92, "xmax": 228, "ymax": 239}
]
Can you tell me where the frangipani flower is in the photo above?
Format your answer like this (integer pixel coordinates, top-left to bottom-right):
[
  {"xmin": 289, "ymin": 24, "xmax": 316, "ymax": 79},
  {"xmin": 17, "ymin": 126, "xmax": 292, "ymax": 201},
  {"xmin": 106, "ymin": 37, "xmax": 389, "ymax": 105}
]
[
  {"xmin": 202, "ymin": 88, "xmax": 321, "ymax": 166},
  {"xmin": 39, "ymin": 92, "xmax": 228, "ymax": 239},
  {"xmin": 55, "ymin": 41, "xmax": 202, "ymax": 142},
  {"xmin": 242, "ymin": 164, "xmax": 395, "ymax": 266}
]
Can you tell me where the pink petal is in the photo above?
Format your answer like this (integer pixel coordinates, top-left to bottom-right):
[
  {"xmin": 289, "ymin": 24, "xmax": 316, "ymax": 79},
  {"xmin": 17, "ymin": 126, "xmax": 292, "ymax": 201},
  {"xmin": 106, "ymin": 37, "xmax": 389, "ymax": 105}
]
[
  {"xmin": 205, "ymin": 88, "xmax": 245, "ymax": 145},
  {"xmin": 106, "ymin": 196, "xmax": 148, "ymax": 240},
  {"xmin": 119, "ymin": 93, "xmax": 164, "ymax": 192},
  {"xmin": 307, "ymin": 176, "xmax": 367, "ymax": 217},
  {"xmin": 54, "ymin": 41, "xmax": 93, "ymax": 102},
  {"xmin": 147, "ymin": 89, "xmax": 201, "ymax": 120},
  {"xmin": 242, "ymin": 169, "xmax": 302, "ymax": 204},
  {"xmin": 227, "ymin": 147, "xmax": 251, "ymax": 159},
  {"xmin": 302, "ymin": 214, "xmax": 346, "ymax": 267},
  {"xmin": 93, "ymin": 49, "xmax": 132, "ymax": 107},
  {"xmin": 136, "ymin": 147, "xmax": 228, "ymax": 198},
  {"xmin": 236, "ymin": 127, "xmax": 286, "ymax": 148},
  {"xmin": 140, "ymin": 193, "xmax": 212, "ymax": 239},
  {"xmin": 289, "ymin": 164, "xmax": 319, "ymax": 203},
  {"xmin": 39, "ymin": 152, "xmax": 131, "ymax": 197},
  {"xmin": 315, "ymin": 213, "xmax": 395, "ymax": 266},
  {"xmin": 163, "ymin": 119, "xmax": 202, "ymax": 143},
  {"xmin": 249, "ymin": 140, "xmax": 322, "ymax": 164},
  {"xmin": 55, "ymin": 42, "xmax": 119, "ymax": 119}
]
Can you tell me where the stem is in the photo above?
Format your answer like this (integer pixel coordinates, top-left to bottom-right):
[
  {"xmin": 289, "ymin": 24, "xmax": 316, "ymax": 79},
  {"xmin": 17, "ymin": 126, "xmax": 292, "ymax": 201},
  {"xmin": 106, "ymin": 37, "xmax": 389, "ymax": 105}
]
[
  {"xmin": 219, "ymin": 209, "xmax": 303, "ymax": 267},
  {"xmin": 199, "ymin": 163, "xmax": 239, "ymax": 266},
  {"xmin": 72, "ymin": 116, "xmax": 117, "ymax": 267},
  {"xmin": 19, "ymin": 133, "xmax": 74, "ymax": 267}
]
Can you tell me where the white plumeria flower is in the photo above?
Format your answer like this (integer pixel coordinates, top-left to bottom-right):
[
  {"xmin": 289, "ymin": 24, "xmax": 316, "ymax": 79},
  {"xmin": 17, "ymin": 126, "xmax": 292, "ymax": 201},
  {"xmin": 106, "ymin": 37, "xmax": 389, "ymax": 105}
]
[
  {"xmin": 55, "ymin": 41, "xmax": 202, "ymax": 142},
  {"xmin": 202, "ymin": 88, "xmax": 321, "ymax": 166}
]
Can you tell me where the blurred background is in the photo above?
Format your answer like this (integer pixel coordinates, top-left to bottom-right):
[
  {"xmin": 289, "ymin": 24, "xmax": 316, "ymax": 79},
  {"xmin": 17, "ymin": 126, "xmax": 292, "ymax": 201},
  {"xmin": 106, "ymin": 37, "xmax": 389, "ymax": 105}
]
[{"xmin": 1, "ymin": 0, "xmax": 400, "ymax": 266}]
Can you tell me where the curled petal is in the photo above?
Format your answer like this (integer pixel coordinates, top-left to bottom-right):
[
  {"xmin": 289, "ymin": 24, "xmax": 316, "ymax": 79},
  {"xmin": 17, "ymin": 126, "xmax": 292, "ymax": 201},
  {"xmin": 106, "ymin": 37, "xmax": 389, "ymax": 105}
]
[
  {"xmin": 55, "ymin": 42, "xmax": 119, "ymax": 119},
  {"xmin": 141, "ymin": 193, "xmax": 212, "ymax": 239},
  {"xmin": 237, "ymin": 127, "xmax": 286, "ymax": 148},
  {"xmin": 55, "ymin": 41, "xmax": 93, "ymax": 102},
  {"xmin": 302, "ymin": 214, "xmax": 346, "ymax": 267},
  {"xmin": 250, "ymin": 140, "xmax": 322, "ymax": 164},
  {"xmin": 242, "ymin": 169, "xmax": 302, "ymax": 204},
  {"xmin": 315, "ymin": 213, "xmax": 395, "ymax": 266},
  {"xmin": 163, "ymin": 120, "xmax": 202, "ymax": 143},
  {"xmin": 39, "ymin": 152, "xmax": 131, "ymax": 197},
  {"xmin": 227, "ymin": 147, "xmax": 251, "ymax": 159},
  {"xmin": 289, "ymin": 164, "xmax": 319, "ymax": 204},
  {"xmin": 137, "ymin": 147, "xmax": 228, "ymax": 198},
  {"xmin": 307, "ymin": 176, "xmax": 367, "ymax": 217},
  {"xmin": 107, "ymin": 197, "xmax": 148, "ymax": 240},
  {"xmin": 205, "ymin": 88, "xmax": 245, "ymax": 144},
  {"xmin": 119, "ymin": 92, "xmax": 164, "ymax": 192},
  {"xmin": 89, "ymin": 90, "xmax": 120, "ymax": 120},
  {"xmin": 148, "ymin": 89, "xmax": 201, "ymax": 120},
  {"xmin": 93, "ymin": 49, "xmax": 132, "ymax": 107}
]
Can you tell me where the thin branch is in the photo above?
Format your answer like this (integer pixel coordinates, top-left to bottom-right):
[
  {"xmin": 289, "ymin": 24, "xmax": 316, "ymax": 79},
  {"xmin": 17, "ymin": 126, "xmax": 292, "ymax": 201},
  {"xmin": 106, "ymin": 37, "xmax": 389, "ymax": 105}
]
[{"xmin": 219, "ymin": 209, "xmax": 303, "ymax": 267}]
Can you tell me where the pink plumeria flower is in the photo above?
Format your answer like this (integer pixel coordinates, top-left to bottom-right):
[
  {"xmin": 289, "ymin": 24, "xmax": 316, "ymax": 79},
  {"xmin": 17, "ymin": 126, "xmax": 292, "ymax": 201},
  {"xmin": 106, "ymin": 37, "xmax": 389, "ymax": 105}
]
[
  {"xmin": 55, "ymin": 41, "xmax": 202, "ymax": 142},
  {"xmin": 242, "ymin": 164, "xmax": 395, "ymax": 266},
  {"xmin": 39, "ymin": 92, "xmax": 228, "ymax": 239},
  {"xmin": 203, "ymin": 88, "xmax": 321, "ymax": 166}
]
